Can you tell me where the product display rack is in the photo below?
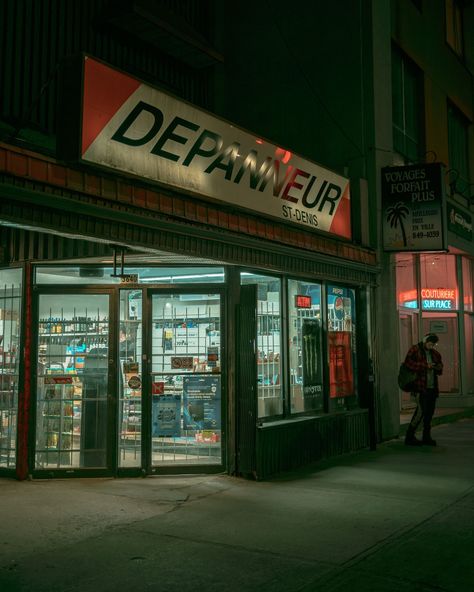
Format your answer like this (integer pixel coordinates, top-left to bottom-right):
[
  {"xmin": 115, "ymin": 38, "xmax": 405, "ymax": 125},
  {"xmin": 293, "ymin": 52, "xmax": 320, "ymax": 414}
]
[
  {"xmin": 152, "ymin": 303, "xmax": 221, "ymax": 374},
  {"xmin": 38, "ymin": 382, "xmax": 81, "ymax": 466},
  {"xmin": 36, "ymin": 310, "xmax": 109, "ymax": 468}
]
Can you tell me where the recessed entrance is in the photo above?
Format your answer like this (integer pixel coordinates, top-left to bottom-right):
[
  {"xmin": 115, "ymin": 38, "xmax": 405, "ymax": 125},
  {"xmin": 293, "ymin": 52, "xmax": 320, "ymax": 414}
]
[{"xmin": 33, "ymin": 268, "xmax": 225, "ymax": 477}]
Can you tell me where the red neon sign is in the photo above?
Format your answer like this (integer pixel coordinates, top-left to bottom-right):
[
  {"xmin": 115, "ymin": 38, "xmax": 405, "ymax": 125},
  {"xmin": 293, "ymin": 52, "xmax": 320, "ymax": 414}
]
[
  {"xmin": 399, "ymin": 288, "xmax": 458, "ymax": 306},
  {"xmin": 421, "ymin": 288, "xmax": 456, "ymax": 300},
  {"xmin": 295, "ymin": 295, "xmax": 312, "ymax": 308}
]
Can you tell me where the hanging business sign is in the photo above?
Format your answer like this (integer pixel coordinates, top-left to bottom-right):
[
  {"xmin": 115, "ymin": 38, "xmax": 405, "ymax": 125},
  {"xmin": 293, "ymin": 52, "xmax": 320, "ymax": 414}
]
[
  {"xmin": 447, "ymin": 202, "xmax": 472, "ymax": 242},
  {"xmin": 72, "ymin": 56, "xmax": 351, "ymax": 239},
  {"xmin": 381, "ymin": 163, "xmax": 447, "ymax": 251}
]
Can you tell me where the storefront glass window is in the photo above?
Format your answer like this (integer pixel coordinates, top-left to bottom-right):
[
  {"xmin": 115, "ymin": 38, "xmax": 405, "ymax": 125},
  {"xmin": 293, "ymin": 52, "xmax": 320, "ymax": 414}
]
[
  {"xmin": 118, "ymin": 290, "xmax": 143, "ymax": 468},
  {"xmin": 327, "ymin": 285, "xmax": 357, "ymax": 410},
  {"xmin": 462, "ymin": 257, "xmax": 473, "ymax": 312},
  {"xmin": 288, "ymin": 280, "xmax": 323, "ymax": 413},
  {"xmin": 150, "ymin": 293, "xmax": 222, "ymax": 466},
  {"xmin": 422, "ymin": 313, "xmax": 459, "ymax": 393},
  {"xmin": 396, "ymin": 253, "xmax": 418, "ymax": 309},
  {"xmin": 35, "ymin": 267, "xmax": 225, "ymax": 285},
  {"xmin": 0, "ymin": 268, "xmax": 22, "ymax": 469},
  {"xmin": 420, "ymin": 254, "xmax": 458, "ymax": 311},
  {"xmin": 396, "ymin": 254, "xmax": 419, "ymax": 408},
  {"xmin": 241, "ymin": 273, "xmax": 282, "ymax": 418},
  {"xmin": 464, "ymin": 314, "xmax": 474, "ymax": 394}
]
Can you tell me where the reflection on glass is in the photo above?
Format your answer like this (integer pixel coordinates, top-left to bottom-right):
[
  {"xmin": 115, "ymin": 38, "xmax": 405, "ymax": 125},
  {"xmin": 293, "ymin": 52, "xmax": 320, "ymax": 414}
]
[
  {"xmin": 241, "ymin": 273, "xmax": 282, "ymax": 418},
  {"xmin": 35, "ymin": 295, "xmax": 109, "ymax": 469},
  {"xmin": 0, "ymin": 268, "xmax": 22, "ymax": 469},
  {"xmin": 150, "ymin": 294, "xmax": 222, "ymax": 466}
]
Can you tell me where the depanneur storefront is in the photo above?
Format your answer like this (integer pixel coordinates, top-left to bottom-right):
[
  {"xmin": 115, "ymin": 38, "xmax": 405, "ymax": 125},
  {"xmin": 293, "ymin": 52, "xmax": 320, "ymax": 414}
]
[{"xmin": 0, "ymin": 55, "xmax": 377, "ymax": 480}]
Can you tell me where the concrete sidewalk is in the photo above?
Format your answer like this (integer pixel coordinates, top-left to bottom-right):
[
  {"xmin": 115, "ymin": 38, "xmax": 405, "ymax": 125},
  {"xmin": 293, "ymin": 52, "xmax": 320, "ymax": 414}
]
[{"xmin": 1, "ymin": 419, "xmax": 473, "ymax": 592}]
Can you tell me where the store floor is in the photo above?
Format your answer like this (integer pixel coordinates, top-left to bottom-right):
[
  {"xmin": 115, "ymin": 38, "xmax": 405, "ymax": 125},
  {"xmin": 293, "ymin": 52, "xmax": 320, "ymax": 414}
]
[{"xmin": 1, "ymin": 417, "xmax": 474, "ymax": 592}]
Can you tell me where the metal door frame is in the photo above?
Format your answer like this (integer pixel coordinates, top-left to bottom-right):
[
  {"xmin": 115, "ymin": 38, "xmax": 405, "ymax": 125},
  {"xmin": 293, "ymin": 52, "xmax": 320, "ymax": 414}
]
[
  {"xmin": 31, "ymin": 286, "xmax": 118, "ymax": 478},
  {"xmin": 142, "ymin": 285, "xmax": 227, "ymax": 475}
]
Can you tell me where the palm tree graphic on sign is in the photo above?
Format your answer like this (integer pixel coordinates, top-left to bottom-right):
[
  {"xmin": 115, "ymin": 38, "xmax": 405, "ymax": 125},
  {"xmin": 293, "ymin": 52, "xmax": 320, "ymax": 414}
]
[{"xmin": 386, "ymin": 201, "xmax": 410, "ymax": 246}]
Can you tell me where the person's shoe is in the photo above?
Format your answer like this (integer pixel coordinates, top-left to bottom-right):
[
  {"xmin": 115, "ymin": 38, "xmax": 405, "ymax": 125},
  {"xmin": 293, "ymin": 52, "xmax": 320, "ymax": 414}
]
[
  {"xmin": 422, "ymin": 435, "xmax": 437, "ymax": 446},
  {"xmin": 405, "ymin": 434, "xmax": 423, "ymax": 446},
  {"xmin": 405, "ymin": 427, "xmax": 422, "ymax": 446}
]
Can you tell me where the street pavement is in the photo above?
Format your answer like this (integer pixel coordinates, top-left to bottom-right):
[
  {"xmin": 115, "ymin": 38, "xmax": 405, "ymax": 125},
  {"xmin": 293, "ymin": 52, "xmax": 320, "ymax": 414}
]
[{"xmin": 1, "ymin": 418, "xmax": 473, "ymax": 591}]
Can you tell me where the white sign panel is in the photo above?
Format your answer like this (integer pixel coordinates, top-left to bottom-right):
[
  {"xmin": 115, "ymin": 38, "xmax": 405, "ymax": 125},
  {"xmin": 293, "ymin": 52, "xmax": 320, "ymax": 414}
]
[{"xmin": 79, "ymin": 57, "xmax": 351, "ymax": 239}]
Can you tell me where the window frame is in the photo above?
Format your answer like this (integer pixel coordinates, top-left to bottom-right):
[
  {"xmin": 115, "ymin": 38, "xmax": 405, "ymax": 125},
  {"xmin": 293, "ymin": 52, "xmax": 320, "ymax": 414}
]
[
  {"xmin": 391, "ymin": 46, "xmax": 425, "ymax": 163},
  {"xmin": 240, "ymin": 271, "xmax": 361, "ymax": 422},
  {"xmin": 445, "ymin": 0, "xmax": 465, "ymax": 58},
  {"xmin": 447, "ymin": 102, "xmax": 471, "ymax": 199}
]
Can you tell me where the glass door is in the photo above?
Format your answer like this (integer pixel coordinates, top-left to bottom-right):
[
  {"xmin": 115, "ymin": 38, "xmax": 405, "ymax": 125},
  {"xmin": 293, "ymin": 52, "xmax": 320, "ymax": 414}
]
[
  {"xmin": 149, "ymin": 291, "xmax": 223, "ymax": 469},
  {"xmin": 35, "ymin": 293, "xmax": 111, "ymax": 471}
]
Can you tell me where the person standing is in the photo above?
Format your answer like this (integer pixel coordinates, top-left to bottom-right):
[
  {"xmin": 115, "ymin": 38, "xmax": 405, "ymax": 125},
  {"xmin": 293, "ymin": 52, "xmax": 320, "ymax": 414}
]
[{"xmin": 404, "ymin": 333, "xmax": 443, "ymax": 446}]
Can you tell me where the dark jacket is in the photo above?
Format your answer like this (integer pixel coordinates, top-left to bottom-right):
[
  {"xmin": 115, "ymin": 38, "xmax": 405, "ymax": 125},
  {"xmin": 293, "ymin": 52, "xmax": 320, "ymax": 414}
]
[{"xmin": 404, "ymin": 341, "xmax": 443, "ymax": 395}]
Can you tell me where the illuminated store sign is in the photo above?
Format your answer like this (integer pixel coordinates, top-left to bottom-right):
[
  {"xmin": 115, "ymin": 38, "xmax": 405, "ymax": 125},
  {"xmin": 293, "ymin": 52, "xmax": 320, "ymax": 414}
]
[
  {"xmin": 421, "ymin": 288, "xmax": 457, "ymax": 310},
  {"xmin": 399, "ymin": 288, "xmax": 458, "ymax": 310},
  {"xmin": 74, "ymin": 56, "xmax": 351, "ymax": 239},
  {"xmin": 295, "ymin": 295, "xmax": 312, "ymax": 308},
  {"xmin": 398, "ymin": 289, "xmax": 418, "ymax": 309}
]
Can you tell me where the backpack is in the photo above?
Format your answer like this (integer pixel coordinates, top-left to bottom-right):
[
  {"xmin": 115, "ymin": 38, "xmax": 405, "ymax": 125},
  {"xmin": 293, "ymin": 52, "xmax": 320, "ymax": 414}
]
[{"xmin": 398, "ymin": 363, "xmax": 416, "ymax": 391}]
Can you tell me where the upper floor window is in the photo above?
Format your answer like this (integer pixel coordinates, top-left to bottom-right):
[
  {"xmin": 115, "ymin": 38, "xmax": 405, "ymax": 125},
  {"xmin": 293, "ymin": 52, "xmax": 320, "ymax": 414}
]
[
  {"xmin": 446, "ymin": 0, "xmax": 464, "ymax": 57},
  {"xmin": 392, "ymin": 49, "xmax": 424, "ymax": 163},
  {"xmin": 448, "ymin": 103, "xmax": 470, "ymax": 197}
]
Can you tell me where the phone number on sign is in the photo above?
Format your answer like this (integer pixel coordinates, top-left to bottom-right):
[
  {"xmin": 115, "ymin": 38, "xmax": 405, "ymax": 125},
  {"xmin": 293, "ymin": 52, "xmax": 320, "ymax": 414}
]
[{"xmin": 412, "ymin": 230, "xmax": 440, "ymax": 239}]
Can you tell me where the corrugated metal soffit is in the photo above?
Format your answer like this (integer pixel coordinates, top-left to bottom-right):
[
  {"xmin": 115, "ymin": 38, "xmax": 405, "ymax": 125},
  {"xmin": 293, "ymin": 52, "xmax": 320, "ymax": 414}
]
[{"xmin": 5, "ymin": 228, "xmax": 113, "ymax": 264}]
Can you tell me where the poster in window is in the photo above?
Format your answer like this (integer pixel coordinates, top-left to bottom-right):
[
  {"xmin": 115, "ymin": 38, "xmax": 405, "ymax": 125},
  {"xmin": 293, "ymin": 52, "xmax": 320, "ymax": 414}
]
[
  {"xmin": 302, "ymin": 319, "xmax": 323, "ymax": 410},
  {"xmin": 183, "ymin": 376, "xmax": 221, "ymax": 430},
  {"xmin": 152, "ymin": 394, "xmax": 181, "ymax": 437},
  {"xmin": 327, "ymin": 286, "xmax": 354, "ymax": 331},
  {"xmin": 329, "ymin": 331, "xmax": 354, "ymax": 398}
]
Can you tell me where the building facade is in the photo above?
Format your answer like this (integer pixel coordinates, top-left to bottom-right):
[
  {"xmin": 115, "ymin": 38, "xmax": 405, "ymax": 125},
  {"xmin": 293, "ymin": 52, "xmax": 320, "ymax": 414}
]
[
  {"xmin": 0, "ymin": 0, "xmax": 472, "ymax": 480},
  {"xmin": 376, "ymin": 0, "xmax": 474, "ymax": 435}
]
